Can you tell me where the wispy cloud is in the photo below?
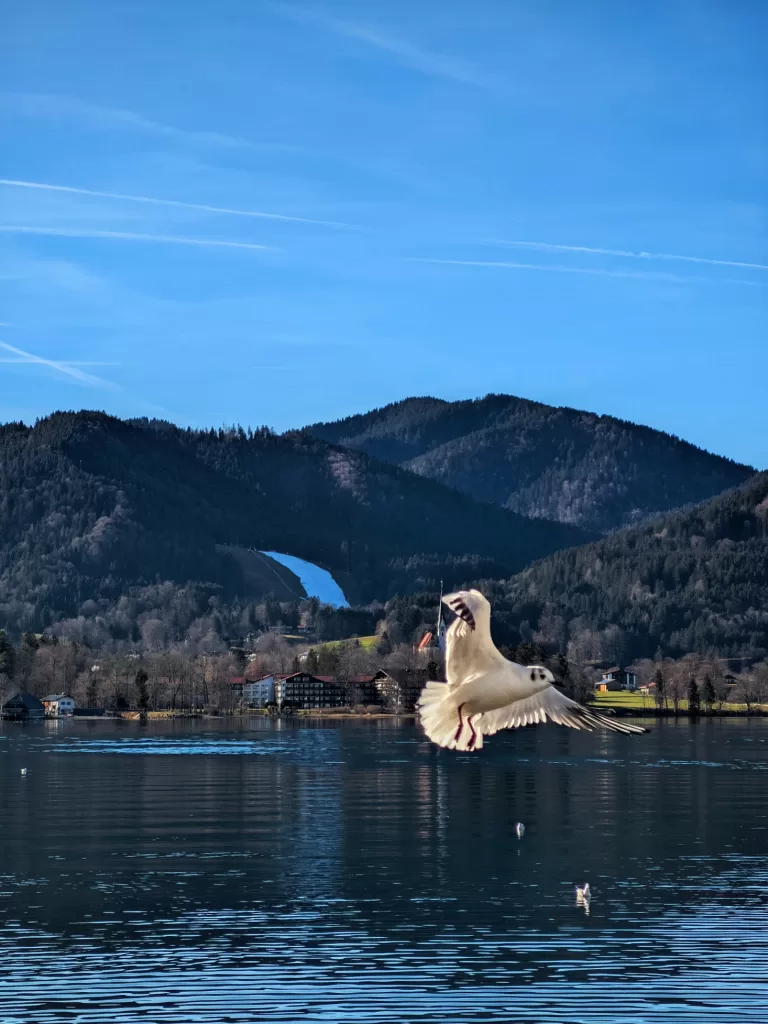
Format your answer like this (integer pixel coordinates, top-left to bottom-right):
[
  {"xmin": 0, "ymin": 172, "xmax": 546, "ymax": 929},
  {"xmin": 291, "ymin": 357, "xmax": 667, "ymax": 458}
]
[
  {"xmin": 1, "ymin": 92, "xmax": 271, "ymax": 151},
  {"xmin": 0, "ymin": 358, "xmax": 117, "ymax": 366},
  {"xmin": 0, "ymin": 340, "xmax": 115, "ymax": 386},
  {"xmin": 0, "ymin": 359, "xmax": 119, "ymax": 366},
  {"xmin": 272, "ymin": 4, "xmax": 493, "ymax": 88},
  {"xmin": 0, "ymin": 178, "xmax": 359, "ymax": 230},
  {"xmin": 483, "ymin": 239, "xmax": 768, "ymax": 272},
  {"xmin": 409, "ymin": 258, "xmax": 767, "ymax": 287},
  {"xmin": 0, "ymin": 225, "xmax": 275, "ymax": 252}
]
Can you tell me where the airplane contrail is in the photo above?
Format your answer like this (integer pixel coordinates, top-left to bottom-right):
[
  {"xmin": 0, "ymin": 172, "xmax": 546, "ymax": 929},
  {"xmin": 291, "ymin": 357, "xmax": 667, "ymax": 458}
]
[
  {"xmin": 0, "ymin": 340, "xmax": 115, "ymax": 386},
  {"xmin": 0, "ymin": 225, "xmax": 275, "ymax": 251},
  {"xmin": 0, "ymin": 177, "xmax": 359, "ymax": 230},
  {"xmin": 482, "ymin": 239, "xmax": 768, "ymax": 272},
  {"xmin": 409, "ymin": 257, "xmax": 767, "ymax": 287}
]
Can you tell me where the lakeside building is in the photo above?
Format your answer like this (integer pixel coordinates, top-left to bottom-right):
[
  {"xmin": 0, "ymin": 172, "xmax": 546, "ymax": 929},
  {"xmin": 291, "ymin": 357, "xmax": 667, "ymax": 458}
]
[
  {"xmin": 1, "ymin": 692, "xmax": 45, "ymax": 721},
  {"xmin": 243, "ymin": 673, "xmax": 277, "ymax": 706},
  {"xmin": 597, "ymin": 667, "xmax": 638, "ymax": 692},
  {"xmin": 42, "ymin": 694, "xmax": 76, "ymax": 716},
  {"xmin": 231, "ymin": 667, "xmax": 431, "ymax": 712},
  {"xmin": 372, "ymin": 669, "xmax": 428, "ymax": 712},
  {"xmin": 275, "ymin": 672, "xmax": 347, "ymax": 710}
]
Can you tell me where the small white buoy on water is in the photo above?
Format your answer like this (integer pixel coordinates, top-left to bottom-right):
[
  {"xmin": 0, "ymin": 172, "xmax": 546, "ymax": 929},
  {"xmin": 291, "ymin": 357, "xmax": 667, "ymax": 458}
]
[
  {"xmin": 20, "ymin": 768, "xmax": 27, "ymax": 776},
  {"xmin": 514, "ymin": 822, "xmax": 525, "ymax": 838}
]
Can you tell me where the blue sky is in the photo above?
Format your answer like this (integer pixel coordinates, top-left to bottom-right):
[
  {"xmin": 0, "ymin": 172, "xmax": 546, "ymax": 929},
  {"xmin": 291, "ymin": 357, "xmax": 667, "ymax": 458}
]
[{"xmin": 2, "ymin": 0, "xmax": 766, "ymax": 466}]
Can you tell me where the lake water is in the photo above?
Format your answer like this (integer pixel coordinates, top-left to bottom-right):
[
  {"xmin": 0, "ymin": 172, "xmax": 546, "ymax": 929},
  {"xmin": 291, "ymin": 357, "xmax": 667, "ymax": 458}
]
[{"xmin": 1, "ymin": 717, "xmax": 767, "ymax": 1023}]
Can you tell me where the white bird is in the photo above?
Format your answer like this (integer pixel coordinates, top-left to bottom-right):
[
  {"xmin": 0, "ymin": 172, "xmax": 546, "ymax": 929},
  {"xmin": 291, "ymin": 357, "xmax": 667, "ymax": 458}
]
[
  {"xmin": 417, "ymin": 589, "xmax": 647, "ymax": 751},
  {"xmin": 20, "ymin": 768, "xmax": 27, "ymax": 776},
  {"xmin": 575, "ymin": 883, "xmax": 591, "ymax": 912},
  {"xmin": 515, "ymin": 822, "xmax": 525, "ymax": 838}
]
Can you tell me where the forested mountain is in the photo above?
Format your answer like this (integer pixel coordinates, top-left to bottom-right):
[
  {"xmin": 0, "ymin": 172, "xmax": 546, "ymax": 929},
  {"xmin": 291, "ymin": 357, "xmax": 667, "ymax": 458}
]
[
  {"xmin": 0, "ymin": 411, "xmax": 589, "ymax": 636},
  {"xmin": 3, "ymin": 408, "xmax": 763, "ymax": 661},
  {"xmin": 309, "ymin": 395, "xmax": 754, "ymax": 533},
  {"xmin": 472, "ymin": 471, "xmax": 768, "ymax": 663}
]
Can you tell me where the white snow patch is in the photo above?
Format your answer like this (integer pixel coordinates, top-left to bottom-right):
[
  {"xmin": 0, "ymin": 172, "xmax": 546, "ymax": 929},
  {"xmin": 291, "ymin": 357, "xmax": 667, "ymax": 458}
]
[{"xmin": 260, "ymin": 552, "xmax": 349, "ymax": 608}]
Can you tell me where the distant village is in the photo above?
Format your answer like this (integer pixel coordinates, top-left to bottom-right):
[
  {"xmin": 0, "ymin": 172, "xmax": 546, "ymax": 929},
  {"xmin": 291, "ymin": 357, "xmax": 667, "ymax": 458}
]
[
  {"xmin": 3, "ymin": 583, "xmax": 765, "ymax": 721},
  {"xmin": 3, "ymin": 620, "xmax": 761, "ymax": 720},
  {"xmin": 1, "ymin": 667, "xmax": 428, "ymax": 720},
  {"xmin": 0, "ymin": 624, "xmax": 445, "ymax": 720}
]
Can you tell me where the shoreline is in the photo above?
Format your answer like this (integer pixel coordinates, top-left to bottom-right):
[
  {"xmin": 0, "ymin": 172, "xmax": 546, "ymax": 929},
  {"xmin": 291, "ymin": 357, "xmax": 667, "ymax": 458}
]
[
  {"xmin": 110, "ymin": 707, "xmax": 768, "ymax": 722},
  {"xmin": 591, "ymin": 706, "xmax": 768, "ymax": 719},
  {"xmin": 6, "ymin": 709, "xmax": 766, "ymax": 724}
]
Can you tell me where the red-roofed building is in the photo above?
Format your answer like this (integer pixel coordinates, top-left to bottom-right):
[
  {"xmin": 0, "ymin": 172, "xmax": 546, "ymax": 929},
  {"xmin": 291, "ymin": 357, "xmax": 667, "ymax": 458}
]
[
  {"xmin": 236, "ymin": 672, "xmax": 282, "ymax": 706},
  {"xmin": 234, "ymin": 669, "xmax": 430, "ymax": 711},
  {"xmin": 275, "ymin": 671, "xmax": 347, "ymax": 709},
  {"xmin": 231, "ymin": 667, "xmax": 284, "ymax": 705},
  {"xmin": 372, "ymin": 669, "xmax": 428, "ymax": 712}
]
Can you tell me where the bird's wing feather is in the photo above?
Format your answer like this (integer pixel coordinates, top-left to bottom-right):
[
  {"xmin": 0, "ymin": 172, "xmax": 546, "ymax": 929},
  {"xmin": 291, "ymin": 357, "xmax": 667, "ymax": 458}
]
[
  {"xmin": 442, "ymin": 589, "xmax": 506, "ymax": 690},
  {"xmin": 479, "ymin": 685, "xmax": 647, "ymax": 735}
]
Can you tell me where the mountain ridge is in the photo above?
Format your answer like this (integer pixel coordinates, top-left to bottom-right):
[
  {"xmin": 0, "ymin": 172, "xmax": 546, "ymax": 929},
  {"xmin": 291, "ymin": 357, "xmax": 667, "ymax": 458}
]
[
  {"xmin": 484, "ymin": 469, "xmax": 768, "ymax": 662},
  {"xmin": 308, "ymin": 393, "xmax": 755, "ymax": 533},
  {"xmin": 380, "ymin": 470, "xmax": 768, "ymax": 663},
  {"xmin": 2, "ymin": 401, "xmax": 763, "ymax": 659},
  {"xmin": 0, "ymin": 410, "xmax": 589, "ymax": 635}
]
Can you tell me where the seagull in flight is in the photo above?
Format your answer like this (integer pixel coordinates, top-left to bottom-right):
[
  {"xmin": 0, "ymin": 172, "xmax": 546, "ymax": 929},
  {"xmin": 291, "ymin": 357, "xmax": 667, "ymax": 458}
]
[{"xmin": 418, "ymin": 589, "xmax": 647, "ymax": 751}]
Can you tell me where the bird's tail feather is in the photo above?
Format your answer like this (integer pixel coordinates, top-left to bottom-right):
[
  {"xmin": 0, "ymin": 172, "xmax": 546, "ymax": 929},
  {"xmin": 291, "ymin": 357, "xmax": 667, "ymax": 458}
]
[{"xmin": 417, "ymin": 681, "xmax": 483, "ymax": 751}]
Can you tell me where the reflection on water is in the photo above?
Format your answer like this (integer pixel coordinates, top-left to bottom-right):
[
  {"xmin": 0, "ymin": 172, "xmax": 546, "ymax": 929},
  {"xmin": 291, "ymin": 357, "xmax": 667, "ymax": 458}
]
[{"xmin": 1, "ymin": 717, "xmax": 767, "ymax": 1022}]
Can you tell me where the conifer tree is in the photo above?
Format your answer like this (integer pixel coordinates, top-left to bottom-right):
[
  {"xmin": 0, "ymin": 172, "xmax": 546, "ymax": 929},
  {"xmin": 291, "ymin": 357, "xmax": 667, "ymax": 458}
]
[
  {"xmin": 687, "ymin": 677, "xmax": 700, "ymax": 716},
  {"xmin": 702, "ymin": 674, "xmax": 716, "ymax": 713},
  {"xmin": 654, "ymin": 668, "xmax": 665, "ymax": 710},
  {"xmin": 135, "ymin": 670, "xmax": 150, "ymax": 718}
]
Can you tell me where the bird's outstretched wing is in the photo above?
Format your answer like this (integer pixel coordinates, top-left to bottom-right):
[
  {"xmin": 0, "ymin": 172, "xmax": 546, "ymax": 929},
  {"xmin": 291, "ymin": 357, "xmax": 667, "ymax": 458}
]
[
  {"xmin": 479, "ymin": 686, "xmax": 647, "ymax": 735},
  {"xmin": 442, "ymin": 589, "xmax": 506, "ymax": 690}
]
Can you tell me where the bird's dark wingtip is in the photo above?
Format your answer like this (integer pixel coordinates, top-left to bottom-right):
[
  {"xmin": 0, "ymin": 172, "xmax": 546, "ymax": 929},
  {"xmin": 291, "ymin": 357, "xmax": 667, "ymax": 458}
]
[{"xmin": 445, "ymin": 594, "xmax": 476, "ymax": 631}]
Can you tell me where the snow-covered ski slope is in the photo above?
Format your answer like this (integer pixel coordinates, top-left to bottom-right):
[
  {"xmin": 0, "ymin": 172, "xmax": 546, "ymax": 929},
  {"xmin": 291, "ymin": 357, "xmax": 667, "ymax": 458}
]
[{"xmin": 260, "ymin": 552, "xmax": 349, "ymax": 607}]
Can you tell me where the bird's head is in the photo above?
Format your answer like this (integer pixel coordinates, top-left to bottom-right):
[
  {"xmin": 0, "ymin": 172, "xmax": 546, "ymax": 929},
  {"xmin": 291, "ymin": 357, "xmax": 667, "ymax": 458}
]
[{"xmin": 527, "ymin": 665, "xmax": 555, "ymax": 692}]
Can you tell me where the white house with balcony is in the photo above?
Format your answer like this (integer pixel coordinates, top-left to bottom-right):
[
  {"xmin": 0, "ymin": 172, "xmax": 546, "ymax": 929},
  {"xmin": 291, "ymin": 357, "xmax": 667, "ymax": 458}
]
[
  {"xmin": 242, "ymin": 675, "xmax": 276, "ymax": 706},
  {"xmin": 599, "ymin": 668, "xmax": 638, "ymax": 692},
  {"xmin": 42, "ymin": 694, "xmax": 76, "ymax": 716}
]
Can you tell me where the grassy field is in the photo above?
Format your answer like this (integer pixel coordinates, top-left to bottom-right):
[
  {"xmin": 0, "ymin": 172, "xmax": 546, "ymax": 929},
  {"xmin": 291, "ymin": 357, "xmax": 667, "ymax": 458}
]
[
  {"xmin": 592, "ymin": 690, "xmax": 767, "ymax": 713},
  {"xmin": 592, "ymin": 691, "xmax": 652, "ymax": 709},
  {"xmin": 319, "ymin": 635, "xmax": 379, "ymax": 651}
]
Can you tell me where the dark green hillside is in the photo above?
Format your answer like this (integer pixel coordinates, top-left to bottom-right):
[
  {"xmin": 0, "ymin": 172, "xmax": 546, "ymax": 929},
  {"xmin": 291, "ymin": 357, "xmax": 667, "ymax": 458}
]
[
  {"xmin": 483, "ymin": 471, "xmax": 768, "ymax": 662},
  {"xmin": 309, "ymin": 394, "xmax": 753, "ymax": 533},
  {"xmin": 0, "ymin": 411, "xmax": 589, "ymax": 635}
]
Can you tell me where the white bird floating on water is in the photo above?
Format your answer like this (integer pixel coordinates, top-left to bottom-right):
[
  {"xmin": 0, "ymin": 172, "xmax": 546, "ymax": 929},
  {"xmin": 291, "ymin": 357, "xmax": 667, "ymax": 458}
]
[
  {"xmin": 20, "ymin": 768, "xmax": 27, "ymax": 776},
  {"xmin": 515, "ymin": 822, "xmax": 525, "ymax": 838},
  {"xmin": 418, "ymin": 589, "xmax": 647, "ymax": 752},
  {"xmin": 575, "ymin": 883, "xmax": 591, "ymax": 913}
]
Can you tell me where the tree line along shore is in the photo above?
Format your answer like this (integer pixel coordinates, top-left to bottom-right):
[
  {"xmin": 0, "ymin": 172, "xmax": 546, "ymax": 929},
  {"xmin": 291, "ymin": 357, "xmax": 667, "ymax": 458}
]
[{"xmin": 2, "ymin": 628, "xmax": 766, "ymax": 719}]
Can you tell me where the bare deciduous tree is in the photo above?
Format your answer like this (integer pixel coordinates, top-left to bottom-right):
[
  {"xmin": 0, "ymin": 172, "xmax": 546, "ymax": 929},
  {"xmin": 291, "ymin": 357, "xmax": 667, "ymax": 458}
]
[
  {"xmin": 738, "ymin": 663, "xmax": 768, "ymax": 714},
  {"xmin": 667, "ymin": 661, "xmax": 695, "ymax": 715}
]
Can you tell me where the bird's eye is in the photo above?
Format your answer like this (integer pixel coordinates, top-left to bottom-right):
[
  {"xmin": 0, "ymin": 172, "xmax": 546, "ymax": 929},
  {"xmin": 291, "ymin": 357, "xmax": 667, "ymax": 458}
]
[{"xmin": 529, "ymin": 669, "xmax": 536, "ymax": 682}]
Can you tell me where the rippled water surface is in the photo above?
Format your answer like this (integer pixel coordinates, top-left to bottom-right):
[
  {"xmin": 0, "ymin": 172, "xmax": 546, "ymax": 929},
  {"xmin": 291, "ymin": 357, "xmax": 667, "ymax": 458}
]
[{"xmin": 2, "ymin": 717, "xmax": 767, "ymax": 1022}]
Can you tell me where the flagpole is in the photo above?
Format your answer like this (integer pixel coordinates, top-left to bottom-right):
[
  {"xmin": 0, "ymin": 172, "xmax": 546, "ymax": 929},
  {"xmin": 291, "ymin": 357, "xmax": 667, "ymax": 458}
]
[{"xmin": 437, "ymin": 579, "xmax": 444, "ymax": 641}]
